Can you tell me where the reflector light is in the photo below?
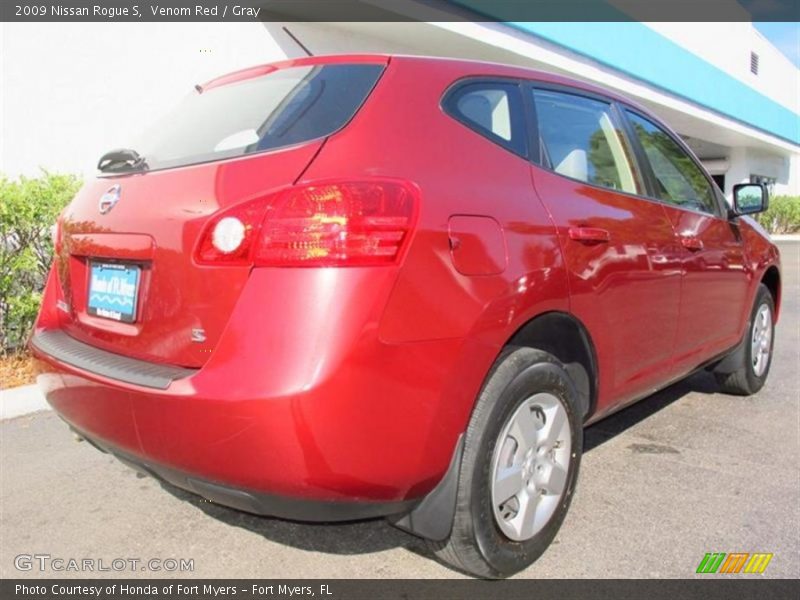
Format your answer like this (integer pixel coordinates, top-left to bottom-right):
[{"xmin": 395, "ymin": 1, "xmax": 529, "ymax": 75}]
[{"xmin": 212, "ymin": 217, "xmax": 246, "ymax": 254}]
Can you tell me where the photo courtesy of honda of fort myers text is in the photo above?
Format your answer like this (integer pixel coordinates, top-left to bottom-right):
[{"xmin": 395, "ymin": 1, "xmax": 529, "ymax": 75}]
[{"xmin": 1, "ymin": 0, "xmax": 799, "ymax": 597}]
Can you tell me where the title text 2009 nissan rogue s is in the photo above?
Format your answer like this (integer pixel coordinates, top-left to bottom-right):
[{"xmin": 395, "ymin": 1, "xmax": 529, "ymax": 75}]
[{"xmin": 30, "ymin": 55, "xmax": 780, "ymax": 578}]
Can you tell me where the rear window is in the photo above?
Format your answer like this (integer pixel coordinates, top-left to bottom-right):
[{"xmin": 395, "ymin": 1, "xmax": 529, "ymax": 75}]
[{"xmin": 129, "ymin": 63, "xmax": 384, "ymax": 171}]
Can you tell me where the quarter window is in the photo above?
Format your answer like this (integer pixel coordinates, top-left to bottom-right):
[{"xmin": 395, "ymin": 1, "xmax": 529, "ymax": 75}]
[
  {"xmin": 625, "ymin": 112, "xmax": 718, "ymax": 215},
  {"xmin": 444, "ymin": 82, "xmax": 527, "ymax": 157},
  {"xmin": 532, "ymin": 89, "xmax": 638, "ymax": 194}
]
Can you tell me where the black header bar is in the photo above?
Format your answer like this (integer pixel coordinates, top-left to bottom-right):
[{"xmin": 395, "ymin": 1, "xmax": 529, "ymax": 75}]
[{"xmin": 2, "ymin": 0, "xmax": 799, "ymax": 23}]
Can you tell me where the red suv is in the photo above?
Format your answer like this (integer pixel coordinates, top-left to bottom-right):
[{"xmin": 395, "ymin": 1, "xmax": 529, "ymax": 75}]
[{"xmin": 31, "ymin": 55, "xmax": 780, "ymax": 578}]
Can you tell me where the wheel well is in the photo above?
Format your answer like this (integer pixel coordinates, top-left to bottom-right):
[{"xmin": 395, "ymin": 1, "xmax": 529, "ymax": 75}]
[
  {"xmin": 507, "ymin": 312, "xmax": 598, "ymax": 420},
  {"xmin": 762, "ymin": 266, "xmax": 780, "ymax": 314}
]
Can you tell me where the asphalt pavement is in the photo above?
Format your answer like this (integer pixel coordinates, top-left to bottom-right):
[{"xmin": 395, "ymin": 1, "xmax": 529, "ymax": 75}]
[{"xmin": 1, "ymin": 242, "xmax": 798, "ymax": 579}]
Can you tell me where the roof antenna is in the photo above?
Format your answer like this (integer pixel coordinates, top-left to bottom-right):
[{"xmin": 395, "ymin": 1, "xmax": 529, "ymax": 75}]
[{"xmin": 282, "ymin": 26, "xmax": 314, "ymax": 57}]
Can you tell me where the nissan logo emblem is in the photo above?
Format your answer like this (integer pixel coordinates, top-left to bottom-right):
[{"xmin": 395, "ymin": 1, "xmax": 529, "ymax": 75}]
[{"xmin": 98, "ymin": 184, "xmax": 121, "ymax": 215}]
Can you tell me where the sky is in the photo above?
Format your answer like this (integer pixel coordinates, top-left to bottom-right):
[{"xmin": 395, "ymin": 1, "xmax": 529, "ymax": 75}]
[{"xmin": 754, "ymin": 22, "xmax": 800, "ymax": 68}]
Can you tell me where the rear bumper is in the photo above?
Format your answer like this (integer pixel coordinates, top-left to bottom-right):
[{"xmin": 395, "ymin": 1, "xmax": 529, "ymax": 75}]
[
  {"xmin": 31, "ymin": 329, "xmax": 196, "ymax": 389},
  {"xmin": 30, "ymin": 321, "xmax": 489, "ymax": 520},
  {"xmin": 30, "ymin": 265, "xmax": 499, "ymax": 518},
  {"xmin": 71, "ymin": 423, "xmax": 417, "ymax": 521},
  {"xmin": 31, "ymin": 331, "xmax": 466, "ymax": 512}
]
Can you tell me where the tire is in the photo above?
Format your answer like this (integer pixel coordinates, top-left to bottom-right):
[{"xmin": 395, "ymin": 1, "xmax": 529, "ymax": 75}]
[
  {"xmin": 715, "ymin": 284, "xmax": 775, "ymax": 396},
  {"xmin": 430, "ymin": 347, "xmax": 582, "ymax": 578}
]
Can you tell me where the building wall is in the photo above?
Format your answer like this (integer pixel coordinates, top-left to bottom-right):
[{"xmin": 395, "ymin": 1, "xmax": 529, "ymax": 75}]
[
  {"xmin": 0, "ymin": 22, "xmax": 287, "ymax": 178},
  {"xmin": 1, "ymin": 21, "xmax": 797, "ymax": 199},
  {"xmin": 647, "ymin": 22, "xmax": 798, "ymax": 114},
  {"xmin": 646, "ymin": 22, "xmax": 800, "ymax": 197}
]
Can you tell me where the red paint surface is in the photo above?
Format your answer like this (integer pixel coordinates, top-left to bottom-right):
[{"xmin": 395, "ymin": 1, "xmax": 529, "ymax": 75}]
[{"xmin": 32, "ymin": 55, "xmax": 781, "ymax": 504}]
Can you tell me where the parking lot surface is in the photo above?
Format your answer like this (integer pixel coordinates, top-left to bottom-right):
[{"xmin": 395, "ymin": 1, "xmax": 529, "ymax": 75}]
[{"xmin": 1, "ymin": 242, "xmax": 798, "ymax": 579}]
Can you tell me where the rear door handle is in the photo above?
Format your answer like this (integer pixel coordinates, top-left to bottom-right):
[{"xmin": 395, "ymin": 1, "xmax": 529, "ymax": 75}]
[
  {"xmin": 680, "ymin": 236, "xmax": 704, "ymax": 251},
  {"xmin": 568, "ymin": 227, "xmax": 610, "ymax": 243}
]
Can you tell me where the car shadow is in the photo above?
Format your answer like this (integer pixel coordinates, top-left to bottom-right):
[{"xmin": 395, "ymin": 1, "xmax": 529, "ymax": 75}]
[
  {"xmin": 156, "ymin": 369, "xmax": 721, "ymax": 572},
  {"xmin": 583, "ymin": 369, "xmax": 719, "ymax": 452}
]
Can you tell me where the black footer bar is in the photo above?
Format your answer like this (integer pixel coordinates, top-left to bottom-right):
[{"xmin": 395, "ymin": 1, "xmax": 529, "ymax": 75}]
[{"xmin": 3, "ymin": 578, "xmax": 800, "ymax": 600}]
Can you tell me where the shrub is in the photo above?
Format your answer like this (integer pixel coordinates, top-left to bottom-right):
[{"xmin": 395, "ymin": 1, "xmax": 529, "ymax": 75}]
[
  {"xmin": 0, "ymin": 171, "xmax": 82, "ymax": 353},
  {"xmin": 756, "ymin": 195, "xmax": 800, "ymax": 234}
]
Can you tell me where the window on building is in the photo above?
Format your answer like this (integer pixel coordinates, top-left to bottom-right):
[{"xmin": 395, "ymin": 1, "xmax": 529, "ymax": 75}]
[
  {"xmin": 625, "ymin": 111, "xmax": 718, "ymax": 215},
  {"xmin": 751, "ymin": 52, "xmax": 760, "ymax": 75},
  {"xmin": 750, "ymin": 174, "xmax": 775, "ymax": 194},
  {"xmin": 532, "ymin": 89, "xmax": 638, "ymax": 194}
]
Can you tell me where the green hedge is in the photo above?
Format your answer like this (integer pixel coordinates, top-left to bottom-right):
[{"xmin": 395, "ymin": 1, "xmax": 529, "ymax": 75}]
[
  {"xmin": 756, "ymin": 195, "xmax": 800, "ymax": 234},
  {"xmin": 0, "ymin": 172, "xmax": 82, "ymax": 353}
]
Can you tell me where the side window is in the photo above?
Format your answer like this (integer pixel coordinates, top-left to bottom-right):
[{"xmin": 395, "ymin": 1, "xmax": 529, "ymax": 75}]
[
  {"xmin": 625, "ymin": 112, "xmax": 718, "ymax": 215},
  {"xmin": 532, "ymin": 89, "xmax": 638, "ymax": 194},
  {"xmin": 444, "ymin": 82, "xmax": 527, "ymax": 157}
]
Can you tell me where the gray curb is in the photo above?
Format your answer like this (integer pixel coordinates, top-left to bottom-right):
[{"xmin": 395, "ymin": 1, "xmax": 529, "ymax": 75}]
[{"xmin": 0, "ymin": 384, "xmax": 50, "ymax": 420}]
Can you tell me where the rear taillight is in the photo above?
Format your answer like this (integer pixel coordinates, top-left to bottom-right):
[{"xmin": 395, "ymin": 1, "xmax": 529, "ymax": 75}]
[{"xmin": 195, "ymin": 180, "xmax": 418, "ymax": 267}]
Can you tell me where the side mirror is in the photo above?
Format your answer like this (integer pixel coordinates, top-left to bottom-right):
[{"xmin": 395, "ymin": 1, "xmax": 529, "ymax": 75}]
[{"xmin": 732, "ymin": 183, "xmax": 769, "ymax": 216}]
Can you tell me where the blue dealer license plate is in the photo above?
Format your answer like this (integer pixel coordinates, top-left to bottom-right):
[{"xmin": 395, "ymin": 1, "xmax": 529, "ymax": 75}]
[{"xmin": 87, "ymin": 262, "xmax": 140, "ymax": 323}]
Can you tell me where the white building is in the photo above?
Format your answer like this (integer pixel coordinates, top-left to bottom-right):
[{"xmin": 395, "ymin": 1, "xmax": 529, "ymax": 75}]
[{"xmin": 2, "ymin": 19, "xmax": 798, "ymax": 199}]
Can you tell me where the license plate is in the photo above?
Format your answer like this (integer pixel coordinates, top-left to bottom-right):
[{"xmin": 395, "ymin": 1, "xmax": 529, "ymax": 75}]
[{"xmin": 87, "ymin": 262, "xmax": 140, "ymax": 323}]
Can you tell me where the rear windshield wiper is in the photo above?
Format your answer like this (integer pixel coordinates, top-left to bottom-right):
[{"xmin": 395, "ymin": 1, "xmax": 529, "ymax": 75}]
[{"xmin": 97, "ymin": 148, "xmax": 149, "ymax": 173}]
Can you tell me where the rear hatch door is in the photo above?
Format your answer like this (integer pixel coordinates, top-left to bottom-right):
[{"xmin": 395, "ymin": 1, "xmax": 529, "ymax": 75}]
[{"xmin": 55, "ymin": 59, "xmax": 386, "ymax": 368}]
